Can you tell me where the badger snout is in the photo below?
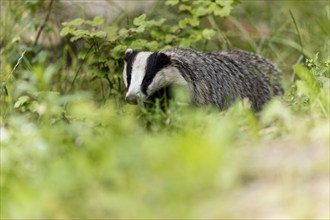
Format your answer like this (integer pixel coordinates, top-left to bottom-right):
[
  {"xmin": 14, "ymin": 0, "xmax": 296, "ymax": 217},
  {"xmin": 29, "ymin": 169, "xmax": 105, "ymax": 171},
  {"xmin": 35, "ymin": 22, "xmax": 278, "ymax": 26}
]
[
  {"xmin": 125, "ymin": 94, "xmax": 138, "ymax": 104},
  {"xmin": 125, "ymin": 91, "xmax": 147, "ymax": 104}
]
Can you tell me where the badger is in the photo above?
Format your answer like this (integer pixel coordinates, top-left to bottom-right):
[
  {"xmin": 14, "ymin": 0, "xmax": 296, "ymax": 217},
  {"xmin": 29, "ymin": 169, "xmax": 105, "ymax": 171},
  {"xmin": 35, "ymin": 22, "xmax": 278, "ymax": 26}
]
[{"xmin": 122, "ymin": 47, "xmax": 283, "ymax": 111}]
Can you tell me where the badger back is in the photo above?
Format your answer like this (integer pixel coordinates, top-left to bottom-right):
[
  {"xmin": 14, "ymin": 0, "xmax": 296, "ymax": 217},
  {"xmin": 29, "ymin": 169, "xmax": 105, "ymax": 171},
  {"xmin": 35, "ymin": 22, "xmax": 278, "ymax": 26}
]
[{"xmin": 162, "ymin": 47, "xmax": 283, "ymax": 111}]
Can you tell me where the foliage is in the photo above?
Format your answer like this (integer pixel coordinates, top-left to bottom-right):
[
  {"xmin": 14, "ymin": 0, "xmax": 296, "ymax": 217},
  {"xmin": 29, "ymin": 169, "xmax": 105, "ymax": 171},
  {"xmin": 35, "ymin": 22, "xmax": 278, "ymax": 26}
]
[
  {"xmin": 288, "ymin": 55, "xmax": 330, "ymax": 115},
  {"xmin": 0, "ymin": 0, "xmax": 329, "ymax": 219},
  {"xmin": 56, "ymin": 0, "xmax": 239, "ymax": 107}
]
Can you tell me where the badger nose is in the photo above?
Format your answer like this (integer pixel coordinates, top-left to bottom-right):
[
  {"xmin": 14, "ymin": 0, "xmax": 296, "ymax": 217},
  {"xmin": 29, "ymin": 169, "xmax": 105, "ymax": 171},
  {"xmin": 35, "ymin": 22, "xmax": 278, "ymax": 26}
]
[{"xmin": 125, "ymin": 94, "xmax": 138, "ymax": 104}]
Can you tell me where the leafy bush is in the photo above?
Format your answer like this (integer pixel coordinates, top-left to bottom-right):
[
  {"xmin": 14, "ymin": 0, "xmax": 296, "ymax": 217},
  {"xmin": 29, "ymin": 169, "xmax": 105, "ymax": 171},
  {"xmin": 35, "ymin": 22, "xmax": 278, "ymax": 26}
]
[{"xmin": 58, "ymin": 0, "xmax": 239, "ymax": 104}]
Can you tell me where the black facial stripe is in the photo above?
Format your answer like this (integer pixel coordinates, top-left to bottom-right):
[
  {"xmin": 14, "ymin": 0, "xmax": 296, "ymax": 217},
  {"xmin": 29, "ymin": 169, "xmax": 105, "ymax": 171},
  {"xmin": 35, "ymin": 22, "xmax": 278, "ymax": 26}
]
[
  {"xmin": 141, "ymin": 52, "xmax": 171, "ymax": 95},
  {"xmin": 125, "ymin": 51, "xmax": 138, "ymax": 89}
]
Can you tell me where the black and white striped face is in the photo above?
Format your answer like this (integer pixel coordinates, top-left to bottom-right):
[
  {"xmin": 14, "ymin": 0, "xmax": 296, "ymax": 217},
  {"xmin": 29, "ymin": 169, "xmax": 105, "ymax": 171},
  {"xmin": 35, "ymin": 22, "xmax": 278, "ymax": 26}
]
[{"xmin": 122, "ymin": 48, "xmax": 173, "ymax": 104}]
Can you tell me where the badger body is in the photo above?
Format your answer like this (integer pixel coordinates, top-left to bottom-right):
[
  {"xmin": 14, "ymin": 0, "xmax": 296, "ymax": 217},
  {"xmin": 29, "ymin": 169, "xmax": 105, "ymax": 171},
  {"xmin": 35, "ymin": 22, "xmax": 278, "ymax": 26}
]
[{"xmin": 123, "ymin": 47, "xmax": 283, "ymax": 111}]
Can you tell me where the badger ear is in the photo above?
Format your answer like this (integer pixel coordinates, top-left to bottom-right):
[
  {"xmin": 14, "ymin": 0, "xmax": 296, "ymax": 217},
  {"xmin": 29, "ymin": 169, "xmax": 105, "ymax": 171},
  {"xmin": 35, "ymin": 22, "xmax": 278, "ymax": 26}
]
[
  {"xmin": 125, "ymin": 48, "xmax": 133, "ymax": 55},
  {"xmin": 157, "ymin": 52, "xmax": 171, "ymax": 67},
  {"xmin": 124, "ymin": 48, "xmax": 134, "ymax": 61}
]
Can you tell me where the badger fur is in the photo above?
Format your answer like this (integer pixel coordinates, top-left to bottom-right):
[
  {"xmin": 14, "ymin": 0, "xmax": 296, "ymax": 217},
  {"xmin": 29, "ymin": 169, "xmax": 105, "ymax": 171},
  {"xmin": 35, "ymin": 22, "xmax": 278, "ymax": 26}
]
[{"xmin": 122, "ymin": 47, "xmax": 283, "ymax": 111}]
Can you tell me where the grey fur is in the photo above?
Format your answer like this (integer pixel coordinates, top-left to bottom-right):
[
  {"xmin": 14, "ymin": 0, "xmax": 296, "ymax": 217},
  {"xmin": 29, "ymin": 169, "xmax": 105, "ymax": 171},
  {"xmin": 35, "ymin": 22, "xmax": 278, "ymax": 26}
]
[
  {"xmin": 124, "ymin": 47, "xmax": 284, "ymax": 111},
  {"xmin": 161, "ymin": 47, "xmax": 283, "ymax": 111}
]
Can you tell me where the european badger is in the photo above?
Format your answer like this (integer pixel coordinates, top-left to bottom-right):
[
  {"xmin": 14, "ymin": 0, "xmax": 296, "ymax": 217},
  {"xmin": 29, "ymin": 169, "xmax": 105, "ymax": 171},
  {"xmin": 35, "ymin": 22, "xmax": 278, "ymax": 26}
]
[{"xmin": 123, "ymin": 47, "xmax": 283, "ymax": 111}]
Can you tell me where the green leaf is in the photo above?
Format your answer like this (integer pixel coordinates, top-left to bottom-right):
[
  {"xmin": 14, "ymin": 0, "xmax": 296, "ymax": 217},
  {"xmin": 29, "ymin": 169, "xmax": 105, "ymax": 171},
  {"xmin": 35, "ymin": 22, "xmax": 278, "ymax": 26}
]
[
  {"xmin": 151, "ymin": 30, "xmax": 163, "ymax": 39},
  {"xmin": 133, "ymin": 14, "xmax": 147, "ymax": 26},
  {"xmin": 87, "ymin": 16, "xmax": 104, "ymax": 26},
  {"xmin": 146, "ymin": 41, "xmax": 159, "ymax": 51},
  {"xmin": 111, "ymin": 45, "xmax": 127, "ymax": 59},
  {"xmin": 129, "ymin": 39, "xmax": 149, "ymax": 50},
  {"xmin": 130, "ymin": 26, "xmax": 145, "ymax": 33},
  {"xmin": 216, "ymin": 6, "xmax": 231, "ymax": 17},
  {"xmin": 296, "ymin": 81, "xmax": 311, "ymax": 97},
  {"xmin": 209, "ymin": 2, "xmax": 221, "ymax": 11},
  {"xmin": 63, "ymin": 18, "xmax": 85, "ymax": 26},
  {"xmin": 73, "ymin": 29, "xmax": 90, "ymax": 36},
  {"xmin": 216, "ymin": 0, "xmax": 234, "ymax": 17},
  {"xmin": 69, "ymin": 29, "xmax": 91, "ymax": 41},
  {"xmin": 148, "ymin": 18, "xmax": 166, "ymax": 27},
  {"xmin": 179, "ymin": 38, "xmax": 192, "ymax": 48},
  {"xmin": 78, "ymin": 49, "xmax": 89, "ymax": 60},
  {"xmin": 179, "ymin": 18, "xmax": 190, "ymax": 28},
  {"xmin": 14, "ymin": 96, "xmax": 30, "ymax": 108},
  {"xmin": 70, "ymin": 36, "xmax": 83, "ymax": 42},
  {"xmin": 119, "ymin": 28, "xmax": 129, "ymax": 37},
  {"xmin": 60, "ymin": 27, "xmax": 75, "ymax": 37},
  {"xmin": 165, "ymin": 34, "xmax": 176, "ymax": 43},
  {"xmin": 104, "ymin": 26, "xmax": 118, "ymax": 41},
  {"xmin": 179, "ymin": 4, "xmax": 192, "ymax": 12},
  {"xmin": 169, "ymin": 25, "xmax": 179, "ymax": 33},
  {"xmin": 216, "ymin": 0, "xmax": 234, "ymax": 7},
  {"xmin": 202, "ymin": 29, "xmax": 216, "ymax": 40},
  {"xmin": 293, "ymin": 65, "xmax": 321, "ymax": 92},
  {"xmin": 194, "ymin": 7, "xmax": 209, "ymax": 17},
  {"xmin": 166, "ymin": 0, "xmax": 179, "ymax": 6},
  {"xmin": 189, "ymin": 16, "xmax": 200, "ymax": 26},
  {"xmin": 91, "ymin": 31, "xmax": 107, "ymax": 38}
]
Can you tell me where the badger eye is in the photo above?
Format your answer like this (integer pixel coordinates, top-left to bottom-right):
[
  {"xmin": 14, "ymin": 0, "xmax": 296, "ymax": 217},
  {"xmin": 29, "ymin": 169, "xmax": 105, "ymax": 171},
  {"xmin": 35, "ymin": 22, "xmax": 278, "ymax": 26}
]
[{"xmin": 124, "ymin": 54, "xmax": 129, "ymax": 62}]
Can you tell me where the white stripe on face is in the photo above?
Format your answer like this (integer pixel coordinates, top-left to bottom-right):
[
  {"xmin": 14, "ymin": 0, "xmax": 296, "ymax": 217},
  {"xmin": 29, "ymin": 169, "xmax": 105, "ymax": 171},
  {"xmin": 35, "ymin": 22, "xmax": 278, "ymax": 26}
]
[
  {"xmin": 122, "ymin": 62, "xmax": 127, "ymax": 87},
  {"xmin": 147, "ymin": 66, "xmax": 187, "ymax": 95},
  {"xmin": 126, "ymin": 52, "xmax": 152, "ymax": 99}
]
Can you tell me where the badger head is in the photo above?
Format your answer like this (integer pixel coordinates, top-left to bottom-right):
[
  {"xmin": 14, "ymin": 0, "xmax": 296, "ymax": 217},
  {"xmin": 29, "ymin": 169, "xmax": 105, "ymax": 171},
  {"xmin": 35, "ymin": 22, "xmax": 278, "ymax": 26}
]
[{"xmin": 122, "ymin": 48, "xmax": 186, "ymax": 104}]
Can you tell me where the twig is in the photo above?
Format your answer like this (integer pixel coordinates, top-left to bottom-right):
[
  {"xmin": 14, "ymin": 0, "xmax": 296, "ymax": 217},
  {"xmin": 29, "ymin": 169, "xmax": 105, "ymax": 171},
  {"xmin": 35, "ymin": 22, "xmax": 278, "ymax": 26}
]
[
  {"xmin": 2, "ymin": 51, "xmax": 26, "ymax": 84},
  {"xmin": 71, "ymin": 44, "xmax": 94, "ymax": 87},
  {"xmin": 289, "ymin": 10, "xmax": 305, "ymax": 83},
  {"xmin": 207, "ymin": 15, "xmax": 232, "ymax": 50},
  {"xmin": 289, "ymin": 10, "xmax": 304, "ymax": 57},
  {"xmin": 1, "ymin": 50, "xmax": 26, "ymax": 96},
  {"xmin": 34, "ymin": 0, "xmax": 55, "ymax": 46}
]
